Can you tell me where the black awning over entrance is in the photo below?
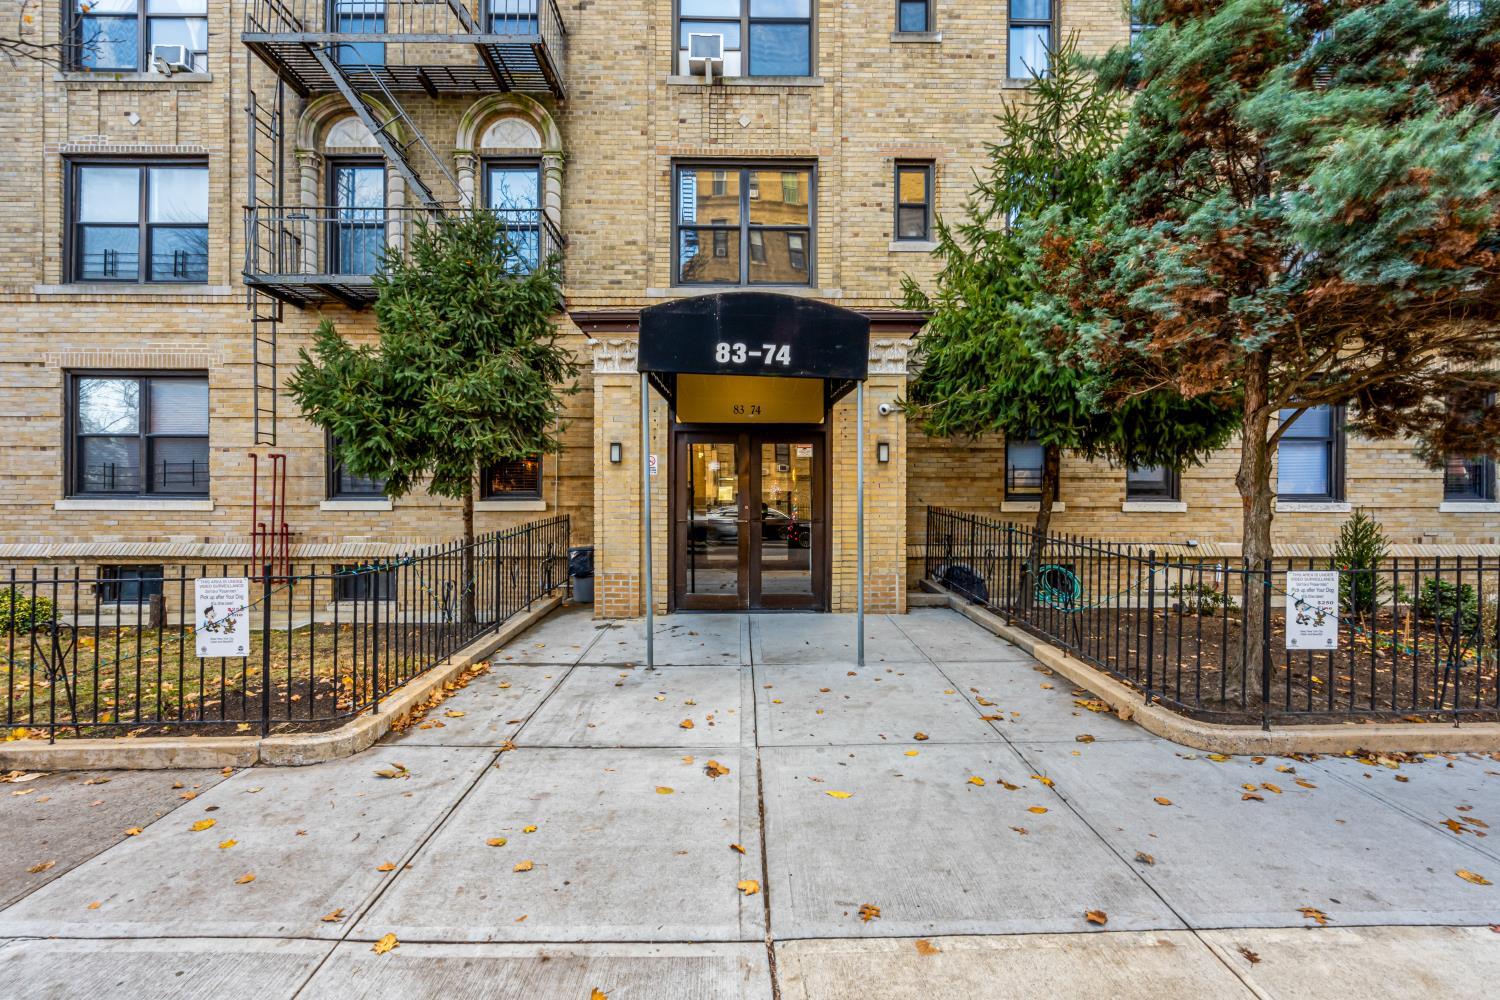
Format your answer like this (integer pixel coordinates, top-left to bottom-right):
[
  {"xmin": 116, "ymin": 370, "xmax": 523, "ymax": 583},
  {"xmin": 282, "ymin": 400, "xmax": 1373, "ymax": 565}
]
[{"xmin": 638, "ymin": 292, "xmax": 871, "ymax": 408}]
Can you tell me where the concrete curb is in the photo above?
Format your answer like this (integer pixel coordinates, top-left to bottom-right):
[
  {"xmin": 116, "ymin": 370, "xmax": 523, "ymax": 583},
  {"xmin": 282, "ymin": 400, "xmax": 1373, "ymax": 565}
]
[
  {"xmin": 0, "ymin": 597, "xmax": 563, "ymax": 772},
  {"xmin": 932, "ymin": 588, "xmax": 1500, "ymax": 754}
]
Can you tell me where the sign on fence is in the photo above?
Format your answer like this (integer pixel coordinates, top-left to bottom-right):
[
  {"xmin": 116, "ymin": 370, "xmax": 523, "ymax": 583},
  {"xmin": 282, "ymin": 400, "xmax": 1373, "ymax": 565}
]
[
  {"xmin": 1285, "ymin": 570, "xmax": 1339, "ymax": 651},
  {"xmin": 194, "ymin": 577, "xmax": 251, "ymax": 658}
]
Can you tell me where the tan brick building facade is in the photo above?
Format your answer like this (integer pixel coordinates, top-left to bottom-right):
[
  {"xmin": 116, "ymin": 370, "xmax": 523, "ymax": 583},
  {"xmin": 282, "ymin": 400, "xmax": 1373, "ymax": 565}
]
[{"xmin": 1, "ymin": 2, "xmax": 1495, "ymax": 617}]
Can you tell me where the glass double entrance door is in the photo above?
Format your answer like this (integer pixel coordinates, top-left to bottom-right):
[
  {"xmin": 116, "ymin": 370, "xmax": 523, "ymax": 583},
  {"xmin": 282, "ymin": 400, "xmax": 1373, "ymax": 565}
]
[{"xmin": 673, "ymin": 431, "xmax": 825, "ymax": 611}]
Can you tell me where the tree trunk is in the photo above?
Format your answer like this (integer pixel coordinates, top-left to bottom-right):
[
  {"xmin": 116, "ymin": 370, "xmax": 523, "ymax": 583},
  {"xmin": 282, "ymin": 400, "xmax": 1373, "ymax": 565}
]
[
  {"xmin": 1022, "ymin": 444, "xmax": 1062, "ymax": 611},
  {"xmin": 1232, "ymin": 351, "xmax": 1276, "ymax": 698},
  {"xmin": 462, "ymin": 478, "xmax": 476, "ymax": 625}
]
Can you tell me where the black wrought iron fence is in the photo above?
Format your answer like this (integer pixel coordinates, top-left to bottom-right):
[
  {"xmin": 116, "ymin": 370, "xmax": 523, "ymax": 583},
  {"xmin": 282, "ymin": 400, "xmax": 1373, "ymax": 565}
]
[
  {"xmin": 925, "ymin": 507, "xmax": 1500, "ymax": 726},
  {"xmin": 1, "ymin": 516, "xmax": 568, "ymax": 740}
]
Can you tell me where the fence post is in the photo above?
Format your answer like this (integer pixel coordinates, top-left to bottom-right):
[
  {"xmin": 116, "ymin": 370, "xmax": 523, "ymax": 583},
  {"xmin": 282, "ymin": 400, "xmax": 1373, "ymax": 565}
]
[
  {"xmin": 1003, "ymin": 526, "xmax": 1014, "ymax": 625},
  {"xmin": 260, "ymin": 564, "xmax": 272, "ymax": 737},
  {"xmin": 371, "ymin": 572, "xmax": 382, "ymax": 715},
  {"xmin": 1144, "ymin": 550, "xmax": 1156, "ymax": 699},
  {"xmin": 1261, "ymin": 558, "xmax": 1273, "ymax": 731}
]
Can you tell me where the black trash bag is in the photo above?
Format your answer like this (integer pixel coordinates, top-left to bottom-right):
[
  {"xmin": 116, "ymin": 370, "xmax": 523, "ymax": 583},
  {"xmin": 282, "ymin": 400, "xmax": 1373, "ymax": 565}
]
[
  {"xmin": 568, "ymin": 546, "xmax": 594, "ymax": 579},
  {"xmin": 938, "ymin": 564, "xmax": 989, "ymax": 604}
]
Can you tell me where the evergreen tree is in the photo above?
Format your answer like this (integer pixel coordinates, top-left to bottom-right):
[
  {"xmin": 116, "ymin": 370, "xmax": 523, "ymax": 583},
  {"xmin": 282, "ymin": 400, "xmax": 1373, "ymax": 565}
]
[
  {"xmin": 1024, "ymin": 0, "xmax": 1500, "ymax": 680},
  {"xmin": 904, "ymin": 37, "xmax": 1238, "ymax": 586},
  {"xmin": 288, "ymin": 211, "xmax": 578, "ymax": 618}
]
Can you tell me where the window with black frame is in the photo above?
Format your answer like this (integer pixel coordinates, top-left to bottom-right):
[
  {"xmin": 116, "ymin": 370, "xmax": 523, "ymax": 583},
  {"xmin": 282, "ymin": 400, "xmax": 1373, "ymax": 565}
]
[
  {"xmin": 73, "ymin": 0, "xmax": 208, "ymax": 73},
  {"xmin": 72, "ymin": 161, "xmax": 208, "ymax": 283},
  {"xmin": 333, "ymin": 564, "xmax": 396, "ymax": 601},
  {"xmin": 1007, "ymin": 0, "xmax": 1053, "ymax": 79},
  {"xmin": 98, "ymin": 564, "xmax": 165, "ymax": 604},
  {"xmin": 331, "ymin": 0, "xmax": 387, "ymax": 66},
  {"xmin": 485, "ymin": 160, "xmax": 543, "ymax": 271},
  {"xmin": 326, "ymin": 433, "xmax": 387, "ymax": 499},
  {"xmin": 675, "ymin": 1, "xmax": 812, "ymax": 78},
  {"xmin": 329, "ymin": 160, "xmax": 386, "ymax": 275},
  {"xmin": 896, "ymin": 0, "xmax": 930, "ymax": 33},
  {"xmin": 676, "ymin": 163, "xmax": 813, "ymax": 285},
  {"xmin": 894, "ymin": 162, "xmax": 933, "ymax": 242},
  {"xmin": 482, "ymin": 455, "xmax": 543, "ymax": 500},
  {"xmin": 1005, "ymin": 437, "xmax": 1044, "ymax": 500},
  {"xmin": 1443, "ymin": 392, "xmax": 1497, "ymax": 502},
  {"xmin": 489, "ymin": 0, "xmax": 540, "ymax": 33},
  {"xmin": 70, "ymin": 373, "xmax": 209, "ymax": 497},
  {"xmin": 1126, "ymin": 465, "xmax": 1179, "ymax": 501},
  {"xmin": 1276, "ymin": 404, "xmax": 1344, "ymax": 500}
]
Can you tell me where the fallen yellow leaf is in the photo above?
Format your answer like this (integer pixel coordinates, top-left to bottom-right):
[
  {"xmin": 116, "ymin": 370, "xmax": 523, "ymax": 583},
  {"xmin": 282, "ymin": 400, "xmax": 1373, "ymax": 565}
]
[
  {"xmin": 1208, "ymin": 753, "xmax": 1230, "ymax": 762},
  {"xmin": 704, "ymin": 760, "xmax": 731, "ymax": 778},
  {"xmin": 1153, "ymin": 797, "xmax": 1173, "ymax": 806},
  {"xmin": 234, "ymin": 873, "xmax": 255, "ymax": 885},
  {"xmin": 86, "ymin": 901, "xmax": 101, "ymax": 910},
  {"xmin": 737, "ymin": 879, "xmax": 760, "ymax": 895},
  {"xmin": 444, "ymin": 710, "xmax": 465, "ymax": 718},
  {"xmin": 1032, "ymin": 775, "xmax": 1054, "ymax": 787},
  {"xmin": 1027, "ymin": 806, "xmax": 1048, "ymax": 815},
  {"xmin": 679, "ymin": 719, "xmax": 695, "ymax": 730},
  {"xmin": 730, "ymin": 843, "xmax": 746, "ymax": 854},
  {"xmin": 825, "ymin": 790, "xmax": 853, "ymax": 799},
  {"xmin": 376, "ymin": 862, "xmax": 396, "ymax": 872},
  {"xmin": 1085, "ymin": 909, "xmax": 1108, "ymax": 926},
  {"xmin": 218, "ymin": 839, "xmax": 237, "ymax": 850},
  {"xmin": 27, "ymin": 860, "xmax": 55, "ymax": 874},
  {"xmin": 968, "ymin": 776, "xmax": 985, "ymax": 787},
  {"xmin": 523, "ymin": 825, "xmax": 537, "ymax": 833},
  {"xmin": 914, "ymin": 939, "xmax": 940, "ymax": 955},
  {"xmin": 514, "ymin": 860, "xmax": 534, "ymax": 872},
  {"xmin": 190, "ymin": 819, "xmax": 216, "ymax": 832},
  {"xmin": 372, "ymin": 933, "xmax": 399, "ymax": 954},
  {"xmin": 1298, "ymin": 907, "xmax": 1330, "ymax": 925},
  {"xmin": 487, "ymin": 837, "xmax": 508, "ymax": 847},
  {"xmin": 656, "ymin": 786, "xmax": 674, "ymax": 795},
  {"xmin": 913, "ymin": 731, "xmax": 929, "ymax": 741},
  {"xmin": 1075, "ymin": 735, "xmax": 1095, "ymax": 744},
  {"xmin": 1457, "ymin": 870, "xmax": 1493, "ymax": 886},
  {"xmin": 321, "ymin": 908, "xmax": 345, "ymax": 922},
  {"xmin": 858, "ymin": 903, "xmax": 881, "ymax": 922},
  {"xmin": 904, "ymin": 750, "xmax": 919, "ymax": 757},
  {"xmin": 124, "ymin": 827, "xmax": 143, "ymax": 836},
  {"xmin": 591, "ymin": 991, "xmax": 608, "ymax": 1000}
]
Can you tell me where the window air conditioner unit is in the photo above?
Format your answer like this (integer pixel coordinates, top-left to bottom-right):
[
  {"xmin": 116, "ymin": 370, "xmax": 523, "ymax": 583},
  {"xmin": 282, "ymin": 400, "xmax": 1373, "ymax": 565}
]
[
  {"xmin": 687, "ymin": 33, "xmax": 724, "ymax": 83},
  {"xmin": 151, "ymin": 44, "xmax": 193, "ymax": 75}
]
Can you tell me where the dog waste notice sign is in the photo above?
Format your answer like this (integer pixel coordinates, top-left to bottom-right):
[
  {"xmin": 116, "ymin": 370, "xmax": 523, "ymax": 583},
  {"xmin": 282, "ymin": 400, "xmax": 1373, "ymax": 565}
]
[
  {"xmin": 195, "ymin": 577, "xmax": 250, "ymax": 657},
  {"xmin": 1285, "ymin": 570, "xmax": 1339, "ymax": 651}
]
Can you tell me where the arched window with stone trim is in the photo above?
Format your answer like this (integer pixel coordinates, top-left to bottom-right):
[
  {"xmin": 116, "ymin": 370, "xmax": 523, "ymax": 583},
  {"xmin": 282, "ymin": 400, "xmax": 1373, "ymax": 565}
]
[
  {"xmin": 293, "ymin": 97, "xmax": 409, "ymax": 279},
  {"xmin": 454, "ymin": 95, "xmax": 564, "ymax": 272}
]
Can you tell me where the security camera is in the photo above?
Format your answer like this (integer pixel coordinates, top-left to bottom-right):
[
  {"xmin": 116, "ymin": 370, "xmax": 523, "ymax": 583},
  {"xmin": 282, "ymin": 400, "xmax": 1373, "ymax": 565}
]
[{"xmin": 877, "ymin": 402, "xmax": 894, "ymax": 417}]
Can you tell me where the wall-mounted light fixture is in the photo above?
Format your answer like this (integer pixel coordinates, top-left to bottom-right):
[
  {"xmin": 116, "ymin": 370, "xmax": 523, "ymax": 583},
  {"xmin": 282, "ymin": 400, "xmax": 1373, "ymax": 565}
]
[
  {"xmin": 876, "ymin": 442, "xmax": 890, "ymax": 464},
  {"xmin": 609, "ymin": 442, "xmax": 623, "ymax": 464}
]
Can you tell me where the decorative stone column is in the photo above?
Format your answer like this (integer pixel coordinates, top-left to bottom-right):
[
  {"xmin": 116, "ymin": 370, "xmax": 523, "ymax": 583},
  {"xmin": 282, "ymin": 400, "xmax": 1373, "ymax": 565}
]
[
  {"xmin": 592, "ymin": 338, "xmax": 668, "ymax": 618},
  {"xmin": 453, "ymin": 150, "xmax": 477, "ymax": 208},
  {"xmin": 293, "ymin": 148, "xmax": 322, "ymax": 274},
  {"xmin": 831, "ymin": 339, "xmax": 913, "ymax": 614}
]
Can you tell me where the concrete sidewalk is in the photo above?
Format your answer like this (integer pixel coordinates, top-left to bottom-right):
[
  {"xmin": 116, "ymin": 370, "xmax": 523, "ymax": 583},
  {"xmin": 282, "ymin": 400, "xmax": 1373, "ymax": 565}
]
[{"xmin": 0, "ymin": 607, "xmax": 1496, "ymax": 998}]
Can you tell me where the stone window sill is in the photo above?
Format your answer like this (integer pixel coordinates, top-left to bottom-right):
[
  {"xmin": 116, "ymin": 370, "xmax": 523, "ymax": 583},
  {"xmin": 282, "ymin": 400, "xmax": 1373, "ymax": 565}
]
[
  {"xmin": 1122, "ymin": 500, "xmax": 1188, "ymax": 513},
  {"xmin": 475, "ymin": 499, "xmax": 546, "ymax": 512},
  {"xmin": 320, "ymin": 498, "xmax": 393, "ymax": 512},
  {"xmin": 652, "ymin": 286, "xmax": 840, "ymax": 299},
  {"xmin": 1275, "ymin": 500, "xmax": 1351, "ymax": 514},
  {"xmin": 891, "ymin": 32, "xmax": 942, "ymax": 44},
  {"xmin": 55, "ymin": 71, "xmax": 213, "ymax": 84},
  {"xmin": 1439, "ymin": 500, "xmax": 1500, "ymax": 513},
  {"xmin": 55, "ymin": 498, "xmax": 214, "ymax": 512},
  {"xmin": 889, "ymin": 240, "xmax": 936, "ymax": 253},
  {"xmin": 666, "ymin": 75, "xmax": 822, "ymax": 87},
  {"xmin": 32, "ymin": 284, "xmax": 233, "ymax": 297},
  {"xmin": 1000, "ymin": 500, "xmax": 1065, "ymax": 513}
]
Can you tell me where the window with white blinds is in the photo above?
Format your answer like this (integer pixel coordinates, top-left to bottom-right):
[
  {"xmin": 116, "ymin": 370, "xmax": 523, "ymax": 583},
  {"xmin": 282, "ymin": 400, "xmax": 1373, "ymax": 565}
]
[{"xmin": 1276, "ymin": 405, "xmax": 1342, "ymax": 500}]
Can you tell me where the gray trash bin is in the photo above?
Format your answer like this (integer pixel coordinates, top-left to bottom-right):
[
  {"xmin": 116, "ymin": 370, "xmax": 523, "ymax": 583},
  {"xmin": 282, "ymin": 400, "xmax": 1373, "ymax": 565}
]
[{"xmin": 569, "ymin": 546, "xmax": 594, "ymax": 604}]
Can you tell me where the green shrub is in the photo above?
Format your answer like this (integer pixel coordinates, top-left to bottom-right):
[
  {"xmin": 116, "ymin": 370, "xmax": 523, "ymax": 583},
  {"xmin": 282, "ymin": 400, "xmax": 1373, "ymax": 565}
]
[
  {"xmin": 0, "ymin": 588, "xmax": 56, "ymax": 634},
  {"xmin": 1168, "ymin": 581, "xmax": 1239, "ymax": 616},
  {"xmin": 1416, "ymin": 579, "xmax": 1480, "ymax": 633},
  {"xmin": 1332, "ymin": 509, "xmax": 1390, "ymax": 620}
]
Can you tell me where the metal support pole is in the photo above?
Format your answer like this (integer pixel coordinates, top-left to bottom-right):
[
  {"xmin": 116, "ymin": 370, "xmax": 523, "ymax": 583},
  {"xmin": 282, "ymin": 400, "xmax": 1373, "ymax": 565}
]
[
  {"xmin": 641, "ymin": 373, "xmax": 654, "ymax": 667},
  {"xmin": 856, "ymin": 382, "xmax": 866, "ymax": 667}
]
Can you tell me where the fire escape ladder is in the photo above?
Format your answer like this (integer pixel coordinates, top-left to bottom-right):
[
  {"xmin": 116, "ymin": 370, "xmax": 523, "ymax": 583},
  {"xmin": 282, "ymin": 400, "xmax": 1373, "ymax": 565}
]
[
  {"xmin": 307, "ymin": 44, "xmax": 458, "ymax": 212},
  {"xmin": 246, "ymin": 83, "xmax": 286, "ymax": 447}
]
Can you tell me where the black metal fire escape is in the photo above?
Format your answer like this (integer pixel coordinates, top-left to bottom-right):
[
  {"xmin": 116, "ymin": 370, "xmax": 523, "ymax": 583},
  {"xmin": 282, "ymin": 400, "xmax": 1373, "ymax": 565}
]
[{"xmin": 240, "ymin": 0, "xmax": 568, "ymax": 446}]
